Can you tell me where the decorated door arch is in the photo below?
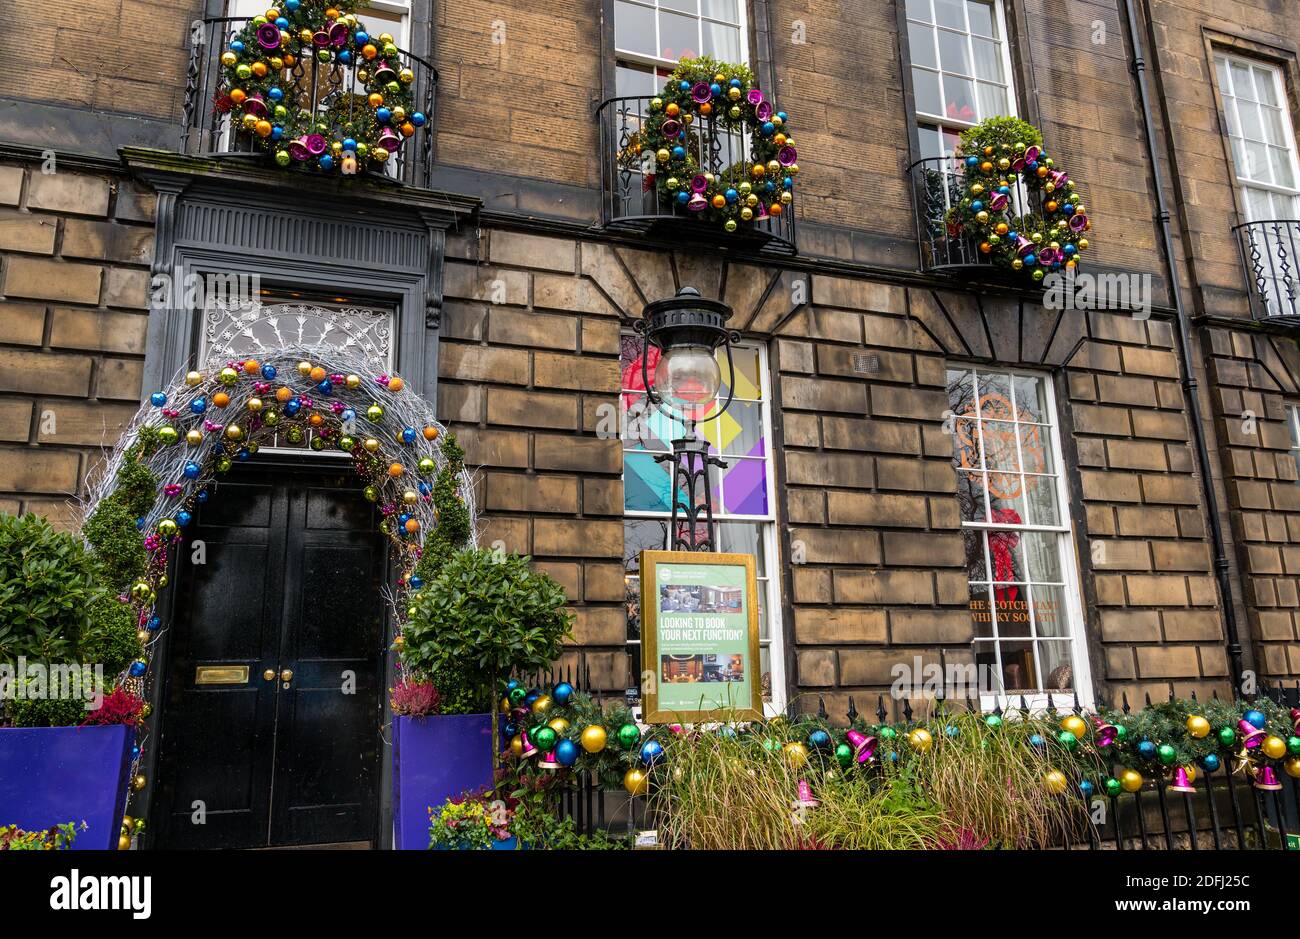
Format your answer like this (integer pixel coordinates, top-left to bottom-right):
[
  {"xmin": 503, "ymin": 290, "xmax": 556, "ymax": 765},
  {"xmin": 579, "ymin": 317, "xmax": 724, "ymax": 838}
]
[{"xmin": 84, "ymin": 344, "xmax": 476, "ymax": 846}]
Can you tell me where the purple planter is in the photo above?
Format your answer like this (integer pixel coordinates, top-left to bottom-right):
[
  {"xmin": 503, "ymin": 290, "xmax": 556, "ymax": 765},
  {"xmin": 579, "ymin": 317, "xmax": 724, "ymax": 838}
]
[
  {"xmin": 392, "ymin": 713, "xmax": 494, "ymax": 850},
  {"xmin": 0, "ymin": 724, "xmax": 134, "ymax": 850}
]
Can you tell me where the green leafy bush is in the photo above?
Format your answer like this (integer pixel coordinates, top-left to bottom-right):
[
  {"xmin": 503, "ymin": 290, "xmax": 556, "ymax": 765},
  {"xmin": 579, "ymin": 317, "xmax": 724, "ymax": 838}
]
[
  {"xmin": 0, "ymin": 821, "xmax": 82, "ymax": 850},
  {"xmin": 957, "ymin": 115, "xmax": 1043, "ymax": 154},
  {"xmin": 0, "ymin": 513, "xmax": 106, "ymax": 664},
  {"xmin": 403, "ymin": 548, "xmax": 572, "ymax": 714},
  {"xmin": 7, "ymin": 688, "xmax": 91, "ymax": 727}
]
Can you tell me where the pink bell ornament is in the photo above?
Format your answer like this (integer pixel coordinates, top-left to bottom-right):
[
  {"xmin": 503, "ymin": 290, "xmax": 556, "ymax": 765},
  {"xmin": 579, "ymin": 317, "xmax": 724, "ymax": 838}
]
[
  {"xmin": 845, "ymin": 729, "xmax": 876, "ymax": 764},
  {"xmin": 1169, "ymin": 766, "xmax": 1196, "ymax": 793},
  {"xmin": 1239, "ymin": 720, "xmax": 1266, "ymax": 749},
  {"xmin": 1254, "ymin": 765, "xmax": 1283, "ymax": 791},
  {"xmin": 1047, "ymin": 169, "xmax": 1070, "ymax": 190},
  {"xmin": 1013, "ymin": 235, "xmax": 1035, "ymax": 257},
  {"xmin": 988, "ymin": 192, "xmax": 1009, "ymax": 211},
  {"xmin": 538, "ymin": 748, "xmax": 562, "ymax": 770},
  {"xmin": 287, "ymin": 137, "xmax": 312, "ymax": 161},
  {"xmin": 519, "ymin": 731, "xmax": 538, "ymax": 759},
  {"xmin": 1069, "ymin": 213, "xmax": 1089, "ymax": 233},
  {"xmin": 1024, "ymin": 145, "xmax": 1041, "ymax": 164},
  {"xmin": 793, "ymin": 779, "xmax": 819, "ymax": 809},
  {"xmin": 374, "ymin": 61, "xmax": 398, "ymax": 85},
  {"xmin": 377, "ymin": 127, "xmax": 402, "ymax": 152},
  {"xmin": 687, "ymin": 192, "xmax": 708, "ymax": 212}
]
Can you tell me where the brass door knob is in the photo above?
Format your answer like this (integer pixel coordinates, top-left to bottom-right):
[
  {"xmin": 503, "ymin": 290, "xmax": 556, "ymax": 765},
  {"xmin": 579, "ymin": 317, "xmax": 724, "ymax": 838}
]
[
  {"xmin": 263, "ymin": 669, "xmax": 276, "ymax": 681},
  {"xmin": 280, "ymin": 669, "xmax": 294, "ymax": 683}
]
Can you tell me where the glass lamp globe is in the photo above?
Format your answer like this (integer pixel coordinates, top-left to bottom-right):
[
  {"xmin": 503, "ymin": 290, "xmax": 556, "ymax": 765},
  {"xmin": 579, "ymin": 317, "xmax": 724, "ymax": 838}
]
[{"xmin": 653, "ymin": 343, "xmax": 720, "ymax": 416}]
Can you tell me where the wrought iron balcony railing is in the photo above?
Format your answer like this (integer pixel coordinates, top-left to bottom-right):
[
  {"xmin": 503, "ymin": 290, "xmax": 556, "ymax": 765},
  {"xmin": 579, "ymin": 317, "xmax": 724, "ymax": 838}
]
[
  {"xmin": 1233, "ymin": 220, "xmax": 1300, "ymax": 322},
  {"xmin": 597, "ymin": 96, "xmax": 796, "ymax": 255},
  {"xmin": 180, "ymin": 17, "xmax": 436, "ymax": 189},
  {"xmin": 910, "ymin": 156, "xmax": 1044, "ymax": 277}
]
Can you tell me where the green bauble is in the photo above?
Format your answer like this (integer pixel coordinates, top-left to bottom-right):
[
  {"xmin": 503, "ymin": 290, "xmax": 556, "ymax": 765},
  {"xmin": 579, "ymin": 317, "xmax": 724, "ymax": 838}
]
[
  {"xmin": 834, "ymin": 743, "xmax": 853, "ymax": 769},
  {"xmin": 263, "ymin": 410, "xmax": 280, "ymax": 427},
  {"xmin": 157, "ymin": 519, "xmax": 178, "ymax": 538},
  {"xmin": 219, "ymin": 367, "xmax": 239, "ymax": 385},
  {"xmin": 508, "ymin": 686, "xmax": 527, "ymax": 706},
  {"xmin": 1157, "ymin": 743, "xmax": 1177, "ymax": 765},
  {"xmin": 1217, "ymin": 726, "xmax": 1236, "ymax": 747},
  {"xmin": 1058, "ymin": 730, "xmax": 1078, "ymax": 750},
  {"xmin": 216, "ymin": 456, "xmax": 232, "ymax": 473},
  {"xmin": 616, "ymin": 723, "xmax": 641, "ymax": 749},
  {"xmin": 362, "ymin": 485, "xmax": 378, "ymax": 502},
  {"xmin": 418, "ymin": 456, "xmax": 436, "ymax": 475},
  {"xmin": 1104, "ymin": 777, "xmax": 1122, "ymax": 797},
  {"xmin": 275, "ymin": 150, "xmax": 291, "ymax": 167},
  {"xmin": 157, "ymin": 426, "xmax": 179, "ymax": 445},
  {"xmin": 985, "ymin": 714, "xmax": 1003, "ymax": 728},
  {"xmin": 286, "ymin": 426, "xmax": 304, "ymax": 444},
  {"xmin": 367, "ymin": 404, "xmax": 384, "ymax": 422},
  {"xmin": 339, "ymin": 435, "xmax": 356, "ymax": 451},
  {"xmin": 1115, "ymin": 724, "xmax": 1128, "ymax": 740},
  {"xmin": 1289, "ymin": 736, "xmax": 1300, "ymax": 755},
  {"xmin": 878, "ymin": 726, "xmax": 897, "ymax": 740},
  {"xmin": 533, "ymin": 726, "xmax": 557, "ymax": 752}
]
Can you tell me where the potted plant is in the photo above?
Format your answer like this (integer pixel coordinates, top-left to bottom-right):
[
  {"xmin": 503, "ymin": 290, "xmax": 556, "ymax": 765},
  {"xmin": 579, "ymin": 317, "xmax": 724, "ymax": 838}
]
[
  {"xmin": 427, "ymin": 789, "xmax": 521, "ymax": 850},
  {"xmin": 0, "ymin": 512, "xmax": 145, "ymax": 850},
  {"xmin": 391, "ymin": 547, "xmax": 572, "ymax": 850}
]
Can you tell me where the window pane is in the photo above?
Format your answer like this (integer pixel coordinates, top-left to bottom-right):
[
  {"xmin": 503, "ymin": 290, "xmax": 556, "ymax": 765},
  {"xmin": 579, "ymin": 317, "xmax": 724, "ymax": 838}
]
[
  {"xmin": 977, "ymin": 372, "xmax": 1014, "ymax": 418},
  {"xmin": 1020, "ymin": 531, "xmax": 1062, "ymax": 582},
  {"xmin": 957, "ymin": 471, "xmax": 988, "ymax": 523},
  {"xmin": 909, "ymin": 22, "xmax": 937, "ymax": 69},
  {"xmin": 942, "ymin": 74, "xmax": 976, "ymax": 122},
  {"xmin": 1231, "ymin": 62, "xmax": 1252, "ymax": 99},
  {"xmin": 701, "ymin": 0, "xmax": 738, "ymax": 20},
  {"xmin": 702, "ymin": 22, "xmax": 741, "ymax": 60},
  {"xmin": 1039, "ymin": 641, "xmax": 1074, "ymax": 690},
  {"xmin": 1271, "ymin": 147, "xmax": 1296, "ymax": 188},
  {"xmin": 937, "ymin": 28, "xmax": 970, "ymax": 75},
  {"xmin": 1243, "ymin": 139, "xmax": 1269, "ymax": 182},
  {"xmin": 998, "ymin": 640, "xmax": 1036, "ymax": 690},
  {"xmin": 1239, "ymin": 101, "xmax": 1265, "ymax": 143},
  {"xmin": 982, "ymin": 421, "xmax": 1020, "ymax": 471},
  {"xmin": 964, "ymin": 530, "xmax": 989, "ymax": 582},
  {"xmin": 615, "ymin": 1, "xmax": 656, "ymax": 56},
  {"xmin": 624, "ymin": 451, "xmax": 674, "ymax": 512},
  {"xmin": 906, "ymin": 0, "xmax": 933, "ymax": 23},
  {"xmin": 1019, "ymin": 424, "xmax": 1053, "ymax": 475},
  {"xmin": 995, "ymin": 587, "xmax": 1031, "ymax": 637},
  {"xmin": 918, "ymin": 123, "xmax": 943, "ymax": 161},
  {"xmin": 967, "ymin": 0, "xmax": 995, "ymax": 37},
  {"xmin": 727, "ymin": 345, "xmax": 762, "ymax": 400},
  {"xmin": 976, "ymin": 82, "xmax": 1006, "ymax": 120},
  {"xmin": 986, "ymin": 530, "xmax": 1026, "ymax": 584},
  {"xmin": 913, "ymin": 68, "xmax": 943, "ymax": 116},
  {"xmin": 616, "ymin": 64, "xmax": 658, "ymax": 97},
  {"xmin": 1262, "ymin": 106, "xmax": 1286, "ymax": 146},
  {"xmin": 1012, "ymin": 374, "xmax": 1048, "ymax": 423},
  {"xmin": 1023, "ymin": 474, "xmax": 1060, "ymax": 526},
  {"xmin": 1031, "ymin": 585, "xmax": 1070, "ymax": 638},
  {"xmin": 934, "ymin": 0, "xmax": 965, "ymax": 29},
  {"xmin": 660, "ymin": 0, "xmax": 698, "ymax": 13},
  {"xmin": 659, "ymin": 11, "xmax": 699, "ymax": 59},
  {"xmin": 971, "ymin": 37, "xmax": 1002, "ymax": 81},
  {"xmin": 716, "ymin": 522, "xmax": 763, "ymax": 573},
  {"xmin": 1255, "ymin": 66, "xmax": 1279, "ymax": 106},
  {"xmin": 970, "ymin": 582, "xmax": 994, "ymax": 638}
]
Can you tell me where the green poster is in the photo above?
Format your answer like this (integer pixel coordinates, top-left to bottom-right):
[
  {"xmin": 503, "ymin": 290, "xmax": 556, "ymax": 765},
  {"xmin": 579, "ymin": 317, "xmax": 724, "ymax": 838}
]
[{"xmin": 640, "ymin": 550, "xmax": 762, "ymax": 722}]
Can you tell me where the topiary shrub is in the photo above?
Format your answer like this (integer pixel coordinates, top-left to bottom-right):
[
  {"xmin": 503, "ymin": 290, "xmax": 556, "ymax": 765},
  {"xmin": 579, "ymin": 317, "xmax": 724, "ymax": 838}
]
[
  {"xmin": 0, "ymin": 513, "xmax": 106, "ymax": 664},
  {"xmin": 81, "ymin": 500, "xmax": 146, "ymax": 596},
  {"xmin": 78, "ymin": 597, "xmax": 142, "ymax": 678},
  {"xmin": 7, "ymin": 688, "xmax": 90, "ymax": 728},
  {"xmin": 403, "ymin": 548, "xmax": 572, "ymax": 714},
  {"xmin": 413, "ymin": 431, "xmax": 471, "ymax": 586}
]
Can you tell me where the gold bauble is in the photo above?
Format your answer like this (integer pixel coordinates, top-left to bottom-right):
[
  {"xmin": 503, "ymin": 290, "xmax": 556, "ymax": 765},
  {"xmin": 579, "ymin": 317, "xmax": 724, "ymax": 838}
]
[
  {"xmin": 1120, "ymin": 768, "xmax": 1144, "ymax": 792},
  {"xmin": 784, "ymin": 742, "xmax": 809, "ymax": 768},
  {"xmin": 246, "ymin": 397, "xmax": 263, "ymax": 412},
  {"xmin": 548, "ymin": 717, "xmax": 570, "ymax": 734},
  {"xmin": 1061, "ymin": 715, "xmax": 1088, "ymax": 740},
  {"xmin": 1043, "ymin": 769, "xmax": 1068, "ymax": 794},
  {"xmin": 297, "ymin": 360, "xmax": 313, "ymax": 377},
  {"xmin": 1186, "ymin": 715, "xmax": 1211, "ymax": 739},
  {"xmin": 510, "ymin": 735, "xmax": 524, "ymax": 758},
  {"xmin": 402, "ymin": 490, "xmax": 419, "ymax": 506},
  {"xmin": 580, "ymin": 725, "xmax": 608, "ymax": 753},
  {"xmin": 122, "ymin": 815, "xmax": 135, "ymax": 831},
  {"xmin": 186, "ymin": 429, "xmax": 203, "ymax": 446},
  {"xmin": 623, "ymin": 767, "xmax": 649, "ymax": 796},
  {"xmin": 531, "ymin": 694, "xmax": 552, "ymax": 715},
  {"xmin": 1285, "ymin": 756, "xmax": 1300, "ymax": 779},
  {"xmin": 1263, "ymin": 735, "xmax": 1288, "ymax": 759},
  {"xmin": 363, "ymin": 438, "xmax": 381, "ymax": 453},
  {"xmin": 133, "ymin": 774, "xmax": 147, "ymax": 791},
  {"xmin": 346, "ymin": 374, "xmax": 362, "ymax": 390},
  {"xmin": 118, "ymin": 834, "xmax": 132, "ymax": 850},
  {"xmin": 908, "ymin": 728, "xmax": 933, "ymax": 752},
  {"xmin": 185, "ymin": 370, "xmax": 203, "ymax": 386}
]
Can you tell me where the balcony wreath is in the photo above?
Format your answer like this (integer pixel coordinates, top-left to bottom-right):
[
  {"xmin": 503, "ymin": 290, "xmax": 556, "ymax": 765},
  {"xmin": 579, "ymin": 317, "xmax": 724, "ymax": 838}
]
[
  {"xmin": 216, "ymin": 0, "xmax": 428, "ymax": 174},
  {"xmin": 635, "ymin": 57, "xmax": 798, "ymax": 234},
  {"xmin": 947, "ymin": 116, "xmax": 1091, "ymax": 284}
]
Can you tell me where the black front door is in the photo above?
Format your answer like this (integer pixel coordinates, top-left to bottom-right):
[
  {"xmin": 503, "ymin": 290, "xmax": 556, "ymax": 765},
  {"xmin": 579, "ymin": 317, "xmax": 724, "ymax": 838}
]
[{"xmin": 152, "ymin": 462, "xmax": 386, "ymax": 849}]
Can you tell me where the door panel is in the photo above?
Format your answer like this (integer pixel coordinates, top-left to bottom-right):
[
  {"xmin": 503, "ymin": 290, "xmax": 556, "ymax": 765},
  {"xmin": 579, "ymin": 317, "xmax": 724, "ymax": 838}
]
[{"xmin": 153, "ymin": 465, "xmax": 384, "ymax": 849}]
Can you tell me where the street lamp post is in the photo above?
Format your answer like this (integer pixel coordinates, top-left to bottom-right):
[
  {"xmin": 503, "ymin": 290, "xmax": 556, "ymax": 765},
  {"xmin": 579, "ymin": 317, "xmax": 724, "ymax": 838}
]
[{"xmin": 634, "ymin": 286, "xmax": 740, "ymax": 552}]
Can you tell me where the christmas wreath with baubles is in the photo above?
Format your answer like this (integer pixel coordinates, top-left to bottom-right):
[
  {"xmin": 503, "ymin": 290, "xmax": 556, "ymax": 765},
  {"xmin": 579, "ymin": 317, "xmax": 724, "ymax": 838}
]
[
  {"xmin": 946, "ymin": 116, "xmax": 1091, "ymax": 284},
  {"xmin": 217, "ymin": 0, "xmax": 428, "ymax": 174},
  {"xmin": 632, "ymin": 58, "xmax": 798, "ymax": 234}
]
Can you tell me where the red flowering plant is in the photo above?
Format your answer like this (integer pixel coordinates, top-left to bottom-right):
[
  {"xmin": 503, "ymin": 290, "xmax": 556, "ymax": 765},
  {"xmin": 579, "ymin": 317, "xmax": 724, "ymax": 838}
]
[
  {"xmin": 80, "ymin": 687, "xmax": 145, "ymax": 726},
  {"xmin": 390, "ymin": 679, "xmax": 439, "ymax": 717}
]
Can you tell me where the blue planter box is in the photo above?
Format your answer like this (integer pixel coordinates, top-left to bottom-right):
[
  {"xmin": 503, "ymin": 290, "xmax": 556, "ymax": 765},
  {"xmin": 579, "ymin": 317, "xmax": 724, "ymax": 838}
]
[
  {"xmin": 392, "ymin": 713, "xmax": 494, "ymax": 851},
  {"xmin": 0, "ymin": 724, "xmax": 134, "ymax": 851}
]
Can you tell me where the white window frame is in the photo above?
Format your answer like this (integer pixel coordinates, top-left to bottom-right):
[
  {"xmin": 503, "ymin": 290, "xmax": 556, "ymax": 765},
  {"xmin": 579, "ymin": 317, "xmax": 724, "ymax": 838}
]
[
  {"xmin": 948, "ymin": 365, "xmax": 1094, "ymax": 712},
  {"xmin": 614, "ymin": 0, "xmax": 750, "ymax": 77},
  {"xmin": 1215, "ymin": 52, "xmax": 1300, "ymax": 222},
  {"xmin": 621, "ymin": 340, "xmax": 787, "ymax": 717},
  {"xmin": 906, "ymin": 0, "xmax": 1018, "ymax": 161}
]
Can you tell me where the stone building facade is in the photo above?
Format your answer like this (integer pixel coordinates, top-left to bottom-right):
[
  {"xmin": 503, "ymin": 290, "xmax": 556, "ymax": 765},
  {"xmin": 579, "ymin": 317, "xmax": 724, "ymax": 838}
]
[{"xmin": 2, "ymin": 0, "xmax": 1300, "ymax": 749}]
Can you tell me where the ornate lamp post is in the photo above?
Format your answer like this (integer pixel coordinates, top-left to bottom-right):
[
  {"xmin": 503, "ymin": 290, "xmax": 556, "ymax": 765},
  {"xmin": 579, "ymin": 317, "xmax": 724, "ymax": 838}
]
[{"xmin": 634, "ymin": 286, "xmax": 740, "ymax": 552}]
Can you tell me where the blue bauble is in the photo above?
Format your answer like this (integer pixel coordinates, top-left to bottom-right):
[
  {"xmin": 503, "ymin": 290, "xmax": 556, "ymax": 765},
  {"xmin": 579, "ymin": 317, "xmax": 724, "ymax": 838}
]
[
  {"xmin": 341, "ymin": 408, "xmax": 355, "ymax": 422},
  {"xmin": 411, "ymin": 112, "xmax": 426, "ymax": 127},
  {"xmin": 150, "ymin": 392, "xmax": 167, "ymax": 407},
  {"xmin": 285, "ymin": 0, "xmax": 300, "ymax": 10},
  {"xmin": 354, "ymin": 31, "xmax": 367, "ymax": 45},
  {"xmin": 1201, "ymin": 753, "xmax": 1221, "ymax": 772},
  {"xmin": 190, "ymin": 396, "xmax": 207, "ymax": 414},
  {"xmin": 176, "ymin": 510, "xmax": 192, "ymax": 527},
  {"xmin": 284, "ymin": 399, "xmax": 301, "ymax": 416},
  {"xmin": 505, "ymin": 679, "xmax": 520, "ymax": 692},
  {"xmin": 275, "ymin": 17, "xmax": 289, "ymax": 28},
  {"xmin": 271, "ymin": 126, "xmax": 283, "ymax": 141},
  {"xmin": 1063, "ymin": 243, "xmax": 1076, "ymax": 255},
  {"xmin": 183, "ymin": 462, "xmax": 201, "ymax": 479},
  {"xmin": 776, "ymin": 111, "xmax": 788, "ymax": 122},
  {"xmin": 553, "ymin": 681, "xmax": 573, "ymax": 705},
  {"xmin": 1063, "ymin": 204, "xmax": 1074, "ymax": 214},
  {"xmin": 1079, "ymin": 780, "xmax": 1094, "ymax": 797},
  {"xmin": 640, "ymin": 739, "xmax": 665, "ymax": 767},
  {"xmin": 971, "ymin": 200, "xmax": 984, "ymax": 212},
  {"xmin": 556, "ymin": 739, "xmax": 580, "ymax": 767},
  {"xmin": 268, "ymin": 87, "xmax": 284, "ymax": 102},
  {"xmin": 230, "ymin": 40, "xmax": 244, "ymax": 53},
  {"xmin": 966, "ymin": 155, "xmax": 978, "ymax": 166},
  {"xmin": 1138, "ymin": 740, "xmax": 1156, "ymax": 758},
  {"xmin": 783, "ymin": 176, "xmax": 793, "ymax": 189},
  {"xmin": 129, "ymin": 661, "xmax": 147, "ymax": 677},
  {"xmin": 132, "ymin": 746, "xmax": 141, "ymax": 759},
  {"xmin": 418, "ymin": 482, "xmax": 431, "ymax": 496},
  {"xmin": 148, "ymin": 616, "xmax": 161, "ymax": 630},
  {"xmin": 135, "ymin": 518, "xmax": 145, "ymax": 530},
  {"xmin": 316, "ymin": 379, "xmax": 333, "ymax": 395},
  {"xmin": 376, "ymin": 107, "xmax": 392, "ymax": 123},
  {"xmin": 524, "ymin": 691, "xmax": 541, "ymax": 708},
  {"xmin": 761, "ymin": 121, "xmax": 775, "ymax": 135},
  {"xmin": 1029, "ymin": 733, "xmax": 1045, "ymax": 747},
  {"xmin": 261, "ymin": 363, "xmax": 277, "ymax": 379},
  {"xmin": 408, "ymin": 574, "xmax": 423, "ymax": 589},
  {"xmin": 724, "ymin": 187, "xmax": 738, "ymax": 203},
  {"xmin": 503, "ymin": 722, "xmax": 518, "ymax": 738},
  {"xmin": 1023, "ymin": 253, "xmax": 1036, "ymax": 266},
  {"xmin": 237, "ymin": 448, "xmax": 251, "ymax": 461},
  {"xmin": 319, "ymin": 155, "xmax": 333, "ymax": 171},
  {"xmin": 672, "ymin": 145, "xmax": 686, "ymax": 159},
  {"xmin": 808, "ymin": 729, "xmax": 831, "ymax": 749},
  {"xmin": 197, "ymin": 489, "xmax": 210, "ymax": 503},
  {"xmin": 337, "ymin": 50, "xmax": 351, "ymax": 64},
  {"xmin": 676, "ymin": 191, "xmax": 690, "ymax": 205},
  {"xmin": 1244, "ymin": 709, "xmax": 1266, "ymax": 729},
  {"xmin": 343, "ymin": 137, "xmax": 357, "ymax": 151},
  {"xmin": 709, "ymin": 83, "xmax": 721, "ymax": 96},
  {"xmin": 764, "ymin": 181, "xmax": 775, "ymax": 192},
  {"xmin": 729, "ymin": 78, "xmax": 742, "ymax": 87},
  {"xmin": 397, "ymin": 514, "xmax": 410, "ymax": 528},
  {"xmin": 401, "ymin": 427, "xmax": 417, "ymax": 444}
]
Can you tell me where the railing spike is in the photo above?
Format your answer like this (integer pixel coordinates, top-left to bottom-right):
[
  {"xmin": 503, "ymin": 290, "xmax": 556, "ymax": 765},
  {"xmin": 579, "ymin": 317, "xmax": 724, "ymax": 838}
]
[
  {"xmin": 876, "ymin": 694, "xmax": 887, "ymax": 724},
  {"xmin": 1122, "ymin": 692, "xmax": 1131, "ymax": 714},
  {"xmin": 846, "ymin": 696, "xmax": 858, "ymax": 725},
  {"xmin": 817, "ymin": 695, "xmax": 827, "ymax": 720}
]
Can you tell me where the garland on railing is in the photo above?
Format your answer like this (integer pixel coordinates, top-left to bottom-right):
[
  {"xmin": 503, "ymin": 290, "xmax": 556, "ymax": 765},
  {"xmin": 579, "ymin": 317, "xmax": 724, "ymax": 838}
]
[
  {"xmin": 501, "ymin": 681, "xmax": 1300, "ymax": 801},
  {"xmin": 947, "ymin": 116, "xmax": 1091, "ymax": 284},
  {"xmin": 632, "ymin": 57, "xmax": 798, "ymax": 234},
  {"xmin": 217, "ymin": 0, "xmax": 428, "ymax": 173}
]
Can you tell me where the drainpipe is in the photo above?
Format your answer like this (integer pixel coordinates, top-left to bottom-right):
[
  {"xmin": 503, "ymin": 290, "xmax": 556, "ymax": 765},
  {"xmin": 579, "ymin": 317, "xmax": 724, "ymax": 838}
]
[{"xmin": 1121, "ymin": 0, "xmax": 1246, "ymax": 686}]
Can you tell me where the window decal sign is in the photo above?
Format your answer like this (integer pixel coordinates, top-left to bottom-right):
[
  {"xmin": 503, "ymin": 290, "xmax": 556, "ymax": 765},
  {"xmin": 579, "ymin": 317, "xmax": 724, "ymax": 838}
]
[{"xmin": 638, "ymin": 550, "xmax": 762, "ymax": 722}]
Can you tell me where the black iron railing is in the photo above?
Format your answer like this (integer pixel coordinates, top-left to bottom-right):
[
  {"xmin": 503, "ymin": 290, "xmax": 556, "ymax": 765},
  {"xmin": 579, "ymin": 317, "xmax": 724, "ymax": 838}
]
[
  {"xmin": 1233, "ymin": 220, "xmax": 1300, "ymax": 322},
  {"xmin": 596, "ymin": 96, "xmax": 796, "ymax": 255},
  {"xmin": 910, "ymin": 156, "xmax": 1045, "ymax": 275},
  {"xmin": 180, "ymin": 17, "xmax": 437, "ymax": 189}
]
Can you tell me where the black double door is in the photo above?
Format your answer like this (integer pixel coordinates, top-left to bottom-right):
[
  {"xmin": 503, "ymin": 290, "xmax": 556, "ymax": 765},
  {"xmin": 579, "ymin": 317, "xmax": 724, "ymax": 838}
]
[{"xmin": 153, "ymin": 463, "xmax": 386, "ymax": 849}]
